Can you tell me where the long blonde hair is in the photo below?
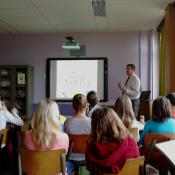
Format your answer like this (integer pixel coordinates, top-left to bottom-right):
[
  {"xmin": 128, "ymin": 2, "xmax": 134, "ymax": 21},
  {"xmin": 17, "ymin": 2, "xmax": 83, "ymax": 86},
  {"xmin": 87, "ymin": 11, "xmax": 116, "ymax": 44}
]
[
  {"xmin": 91, "ymin": 107, "xmax": 129, "ymax": 143},
  {"xmin": 114, "ymin": 96, "xmax": 135, "ymax": 128},
  {"xmin": 31, "ymin": 99, "xmax": 60, "ymax": 148}
]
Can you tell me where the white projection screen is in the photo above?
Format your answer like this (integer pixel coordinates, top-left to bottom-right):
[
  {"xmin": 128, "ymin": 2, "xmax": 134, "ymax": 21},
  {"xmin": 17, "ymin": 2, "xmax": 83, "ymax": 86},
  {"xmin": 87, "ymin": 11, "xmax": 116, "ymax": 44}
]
[{"xmin": 46, "ymin": 58, "xmax": 108, "ymax": 101}]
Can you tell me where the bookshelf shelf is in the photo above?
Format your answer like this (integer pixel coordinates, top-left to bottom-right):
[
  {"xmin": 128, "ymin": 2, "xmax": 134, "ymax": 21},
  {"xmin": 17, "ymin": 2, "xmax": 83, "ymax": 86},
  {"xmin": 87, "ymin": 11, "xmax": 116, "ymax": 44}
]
[{"xmin": 0, "ymin": 65, "xmax": 33, "ymax": 116}]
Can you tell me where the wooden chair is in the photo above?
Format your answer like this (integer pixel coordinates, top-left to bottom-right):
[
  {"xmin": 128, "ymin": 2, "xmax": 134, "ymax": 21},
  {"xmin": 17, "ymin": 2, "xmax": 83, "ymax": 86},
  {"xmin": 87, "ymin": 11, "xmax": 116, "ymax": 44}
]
[
  {"xmin": 19, "ymin": 148, "xmax": 66, "ymax": 175},
  {"xmin": 143, "ymin": 133, "xmax": 175, "ymax": 175},
  {"xmin": 128, "ymin": 127, "xmax": 139, "ymax": 142},
  {"xmin": 67, "ymin": 134, "xmax": 90, "ymax": 174},
  {"xmin": 90, "ymin": 156, "xmax": 145, "ymax": 175},
  {"xmin": 144, "ymin": 133, "xmax": 175, "ymax": 149}
]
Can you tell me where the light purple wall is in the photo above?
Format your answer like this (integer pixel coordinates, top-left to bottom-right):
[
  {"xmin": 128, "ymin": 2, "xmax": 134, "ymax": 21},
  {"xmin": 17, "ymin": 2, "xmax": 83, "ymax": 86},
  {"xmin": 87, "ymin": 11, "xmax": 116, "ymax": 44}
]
[{"xmin": 0, "ymin": 31, "xmax": 155, "ymax": 103}]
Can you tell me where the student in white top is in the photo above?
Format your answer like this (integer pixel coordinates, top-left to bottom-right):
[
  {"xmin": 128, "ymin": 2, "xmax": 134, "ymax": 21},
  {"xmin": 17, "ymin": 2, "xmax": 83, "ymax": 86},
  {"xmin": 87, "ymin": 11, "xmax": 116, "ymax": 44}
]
[
  {"xmin": 0, "ymin": 100, "xmax": 23, "ymax": 131},
  {"xmin": 86, "ymin": 90, "xmax": 100, "ymax": 118}
]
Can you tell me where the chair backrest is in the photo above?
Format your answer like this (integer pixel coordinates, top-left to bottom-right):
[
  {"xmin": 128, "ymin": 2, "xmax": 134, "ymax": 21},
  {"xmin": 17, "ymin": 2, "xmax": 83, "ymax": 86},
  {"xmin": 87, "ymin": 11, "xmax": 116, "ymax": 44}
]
[
  {"xmin": 20, "ymin": 148, "xmax": 66, "ymax": 175},
  {"xmin": 128, "ymin": 128, "xmax": 139, "ymax": 142},
  {"xmin": 144, "ymin": 133, "xmax": 175, "ymax": 149},
  {"xmin": 102, "ymin": 156, "xmax": 145, "ymax": 175},
  {"xmin": 0, "ymin": 129, "xmax": 8, "ymax": 148},
  {"xmin": 68, "ymin": 134, "xmax": 90, "ymax": 153}
]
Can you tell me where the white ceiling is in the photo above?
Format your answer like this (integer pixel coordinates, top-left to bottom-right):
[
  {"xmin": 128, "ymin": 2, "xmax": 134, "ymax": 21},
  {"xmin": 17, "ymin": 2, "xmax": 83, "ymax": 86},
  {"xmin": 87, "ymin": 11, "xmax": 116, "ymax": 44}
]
[{"xmin": 0, "ymin": 0, "xmax": 174, "ymax": 33}]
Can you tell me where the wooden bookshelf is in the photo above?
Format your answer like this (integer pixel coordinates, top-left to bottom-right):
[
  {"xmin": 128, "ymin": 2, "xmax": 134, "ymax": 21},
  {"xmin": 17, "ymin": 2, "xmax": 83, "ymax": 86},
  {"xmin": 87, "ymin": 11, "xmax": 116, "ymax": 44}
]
[{"xmin": 0, "ymin": 65, "xmax": 33, "ymax": 116}]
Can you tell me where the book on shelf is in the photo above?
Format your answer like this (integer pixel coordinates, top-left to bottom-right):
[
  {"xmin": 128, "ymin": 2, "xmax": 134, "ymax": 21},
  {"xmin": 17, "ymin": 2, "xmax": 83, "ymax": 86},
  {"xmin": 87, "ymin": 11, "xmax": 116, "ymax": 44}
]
[
  {"xmin": 0, "ymin": 69, "xmax": 9, "ymax": 75},
  {"xmin": 16, "ymin": 89, "xmax": 26, "ymax": 98},
  {"xmin": 0, "ymin": 81, "xmax": 10, "ymax": 87}
]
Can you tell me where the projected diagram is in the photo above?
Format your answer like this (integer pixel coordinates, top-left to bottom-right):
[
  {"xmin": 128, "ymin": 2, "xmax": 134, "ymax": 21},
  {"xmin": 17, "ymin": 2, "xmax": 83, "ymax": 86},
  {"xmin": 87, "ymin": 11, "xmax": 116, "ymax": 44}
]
[{"xmin": 56, "ymin": 61, "xmax": 97, "ymax": 98}]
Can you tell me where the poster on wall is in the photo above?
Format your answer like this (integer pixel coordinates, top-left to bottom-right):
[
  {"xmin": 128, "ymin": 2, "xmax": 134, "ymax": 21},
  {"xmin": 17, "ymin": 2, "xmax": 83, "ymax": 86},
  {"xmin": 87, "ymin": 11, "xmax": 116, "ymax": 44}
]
[{"xmin": 17, "ymin": 72, "xmax": 25, "ymax": 85}]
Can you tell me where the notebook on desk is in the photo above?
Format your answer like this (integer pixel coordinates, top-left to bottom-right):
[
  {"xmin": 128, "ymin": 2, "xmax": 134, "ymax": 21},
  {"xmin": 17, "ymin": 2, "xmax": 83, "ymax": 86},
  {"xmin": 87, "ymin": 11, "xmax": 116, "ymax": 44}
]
[{"xmin": 155, "ymin": 140, "xmax": 175, "ymax": 167}]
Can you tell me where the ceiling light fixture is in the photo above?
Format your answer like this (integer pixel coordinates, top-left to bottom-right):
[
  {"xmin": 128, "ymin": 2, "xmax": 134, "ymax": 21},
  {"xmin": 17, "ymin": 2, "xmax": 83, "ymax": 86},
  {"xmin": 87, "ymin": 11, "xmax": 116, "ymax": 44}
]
[
  {"xmin": 91, "ymin": 0, "xmax": 106, "ymax": 17},
  {"xmin": 62, "ymin": 36, "xmax": 80, "ymax": 50}
]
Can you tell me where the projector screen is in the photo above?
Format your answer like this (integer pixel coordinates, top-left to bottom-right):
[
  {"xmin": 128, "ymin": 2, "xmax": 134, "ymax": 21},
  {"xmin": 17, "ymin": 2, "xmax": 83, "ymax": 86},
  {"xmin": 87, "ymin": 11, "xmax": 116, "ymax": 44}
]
[{"xmin": 46, "ymin": 58, "xmax": 108, "ymax": 101}]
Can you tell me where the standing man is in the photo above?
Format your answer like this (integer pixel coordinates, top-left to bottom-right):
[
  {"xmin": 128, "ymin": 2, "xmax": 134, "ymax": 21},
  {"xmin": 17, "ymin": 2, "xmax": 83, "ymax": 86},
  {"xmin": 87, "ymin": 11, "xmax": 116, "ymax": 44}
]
[{"xmin": 118, "ymin": 64, "xmax": 141, "ymax": 118}]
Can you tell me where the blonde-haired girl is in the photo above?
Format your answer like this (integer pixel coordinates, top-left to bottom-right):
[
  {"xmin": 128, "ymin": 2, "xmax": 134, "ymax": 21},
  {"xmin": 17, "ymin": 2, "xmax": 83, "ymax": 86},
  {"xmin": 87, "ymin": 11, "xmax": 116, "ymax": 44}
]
[
  {"xmin": 24, "ymin": 99, "xmax": 68, "ymax": 151},
  {"xmin": 114, "ymin": 95, "xmax": 144, "ymax": 130}
]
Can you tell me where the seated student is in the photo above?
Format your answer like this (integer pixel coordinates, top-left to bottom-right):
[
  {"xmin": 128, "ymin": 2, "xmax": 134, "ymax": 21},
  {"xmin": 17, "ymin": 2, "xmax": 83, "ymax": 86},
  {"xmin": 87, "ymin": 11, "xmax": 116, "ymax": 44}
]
[
  {"xmin": 86, "ymin": 107, "xmax": 139, "ymax": 175},
  {"xmin": 23, "ymin": 99, "xmax": 69, "ymax": 174},
  {"xmin": 0, "ymin": 100, "xmax": 23, "ymax": 173},
  {"xmin": 0, "ymin": 99, "xmax": 23, "ymax": 131},
  {"xmin": 166, "ymin": 93, "xmax": 175, "ymax": 119},
  {"xmin": 64, "ymin": 94, "xmax": 91, "ymax": 174},
  {"xmin": 64, "ymin": 94, "xmax": 91, "ymax": 135},
  {"xmin": 139, "ymin": 97, "xmax": 175, "ymax": 175},
  {"xmin": 114, "ymin": 95, "xmax": 144, "ymax": 130},
  {"xmin": 86, "ymin": 90, "xmax": 100, "ymax": 118}
]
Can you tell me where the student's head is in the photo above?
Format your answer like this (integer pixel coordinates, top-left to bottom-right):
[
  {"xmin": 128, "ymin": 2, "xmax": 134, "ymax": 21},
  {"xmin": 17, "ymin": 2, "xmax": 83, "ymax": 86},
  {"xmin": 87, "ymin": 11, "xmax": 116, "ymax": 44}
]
[
  {"xmin": 91, "ymin": 107, "xmax": 128, "ymax": 143},
  {"xmin": 114, "ymin": 96, "xmax": 135, "ymax": 128},
  {"xmin": 152, "ymin": 97, "xmax": 171, "ymax": 122},
  {"xmin": 166, "ymin": 93, "xmax": 175, "ymax": 106},
  {"xmin": 87, "ymin": 90, "xmax": 99, "ymax": 107},
  {"xmin": 126, "ymin": 64, "xmax": 135, "ymax": 76},
  {"xmin": 31, "ymin": 99, "xmax": 60, "ymax": 148},
  {"xmin": 72, "ymin": 94, "xmax": 87, "ymax": 113}
]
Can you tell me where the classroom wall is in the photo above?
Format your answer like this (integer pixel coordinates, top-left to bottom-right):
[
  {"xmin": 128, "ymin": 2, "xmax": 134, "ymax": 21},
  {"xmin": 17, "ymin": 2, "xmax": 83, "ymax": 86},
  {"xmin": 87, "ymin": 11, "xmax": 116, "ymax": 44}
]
[{"xmin": 0, "ymin": 31, "xmax": 158, "ymax": 104}]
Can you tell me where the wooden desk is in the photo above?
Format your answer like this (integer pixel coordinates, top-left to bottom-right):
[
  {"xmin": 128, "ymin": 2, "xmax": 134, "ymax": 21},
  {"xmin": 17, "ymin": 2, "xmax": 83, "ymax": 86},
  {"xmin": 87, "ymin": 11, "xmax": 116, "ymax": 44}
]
[{"xmin": 155, "ymin": 140, "xmax": 175, "ymax": 167}]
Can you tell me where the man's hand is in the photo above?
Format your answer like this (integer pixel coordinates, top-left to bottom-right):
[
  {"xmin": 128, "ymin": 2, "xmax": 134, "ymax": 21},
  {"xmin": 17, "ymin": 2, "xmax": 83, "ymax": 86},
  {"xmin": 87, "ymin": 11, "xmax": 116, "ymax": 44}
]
[
  {"xmin": 117, "ymin": 81, "xmax": 126, "ymax": 93},
  {"xmin": 11, "ymin": 107, "xmax": 18, "ymax": 115}
]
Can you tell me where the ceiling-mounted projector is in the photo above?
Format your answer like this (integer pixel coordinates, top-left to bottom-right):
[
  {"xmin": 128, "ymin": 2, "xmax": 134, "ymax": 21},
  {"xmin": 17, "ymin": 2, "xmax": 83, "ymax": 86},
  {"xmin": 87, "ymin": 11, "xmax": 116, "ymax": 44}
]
[{"xmin": 62, "ymin": 36, "xmax": 80, "ymax": 50}]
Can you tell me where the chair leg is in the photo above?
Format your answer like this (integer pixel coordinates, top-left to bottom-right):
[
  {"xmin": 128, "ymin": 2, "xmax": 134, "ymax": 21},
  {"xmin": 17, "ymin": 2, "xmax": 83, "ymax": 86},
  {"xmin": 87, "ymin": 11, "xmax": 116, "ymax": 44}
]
[
  {"xmin": 74, "ymin": 164, "xmax": 79, "ymax": 175},
  {"xmin": 139, "ymin": 165, "xmax": 145, "ymax": 175},
  {"xmin": 143, "ymin": 164, "xmax": 146, "ymax": 175}
]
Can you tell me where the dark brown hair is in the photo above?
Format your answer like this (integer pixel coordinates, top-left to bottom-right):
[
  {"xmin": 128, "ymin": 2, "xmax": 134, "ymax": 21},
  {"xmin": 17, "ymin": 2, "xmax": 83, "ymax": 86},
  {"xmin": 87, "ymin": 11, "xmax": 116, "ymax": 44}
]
[
  {"xmin": 166, "ymin": 93, "xmax": 175, "ymax": 106},
  {"xmin": 72, "ymin": 94, "xmax": 87, "ymax": 113},
  {"xmin": 87, "ymin": 90, "xmax": 99, "ymax": 107},
  {"xmin": 91, "ymin": 107, "xmax": 129, "ymax": 143},
  {"xmin": 127, "ymin": 64, "xmax": 135, "ymax": 71},
  {"xmin": 152, "ymin": 97, "xmax": 171, "ymax": 122}
]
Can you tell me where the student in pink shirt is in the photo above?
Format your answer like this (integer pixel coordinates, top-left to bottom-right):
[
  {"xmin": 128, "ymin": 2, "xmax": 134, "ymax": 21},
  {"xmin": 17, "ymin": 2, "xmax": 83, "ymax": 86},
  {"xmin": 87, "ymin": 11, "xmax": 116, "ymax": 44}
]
[{"xmin": 23, "ymin": 99, "xmax": 69, "ymax": 174}]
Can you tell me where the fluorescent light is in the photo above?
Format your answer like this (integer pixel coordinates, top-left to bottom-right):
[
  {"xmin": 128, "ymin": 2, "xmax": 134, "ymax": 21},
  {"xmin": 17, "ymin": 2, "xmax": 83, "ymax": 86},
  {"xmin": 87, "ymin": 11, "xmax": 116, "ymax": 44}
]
[
  {"xmin": 91, "ymin": 0, "xmax": 106, "ymax": 17},
  {"xmin": 62, "ymin": 42, "xmax": 80, "ymax": 50}
]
